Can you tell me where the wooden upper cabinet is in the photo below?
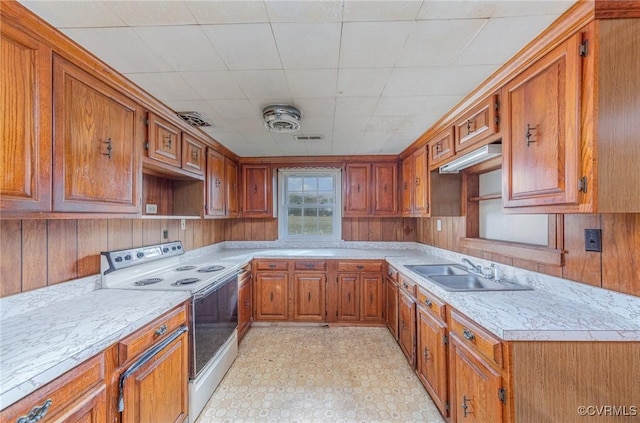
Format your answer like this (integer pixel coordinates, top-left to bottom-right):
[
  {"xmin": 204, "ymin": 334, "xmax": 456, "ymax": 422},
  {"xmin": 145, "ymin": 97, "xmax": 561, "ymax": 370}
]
[
  {"xmin": 181, "ymin": 133, "xmax": 205, "ymax": 176},
  {"xmin": 401, "ymin": 156, "xmax": 414, "ymax": 216},
  {"xmin": 241, "ymin": 164, "xmax": 272, "ymax": 217},
  {"xmin": 147, "ymin": 113, "xmax": 181, "ymax": 167},
  {"xmin": 413, "ymin": 147, "xmax": 429, "ymax": 215},
  {"xmin": 503, "ymin": 32, "xmax": 582, "ymax": 208},
  {"xmin": 428, "ymin": 127, "xmax": 455, "ymax": 169},
  {"xmin": 0, "ymin": 20, "xmax": 52, "ymax": 213},
  {"xmin": 52, "ymin": 56, "xmax": 140, "ymax": 213},
  {"xmin": 344, "ymin": 163, "xmax": 370, "ymax": 216},
  {"xmin": 225, "ymin": 158, "xmax": 239, "ymax": 217},
  {"xmin": 372, "ymin": 162, "xmax": 398, "ymax": 215},
  {"xmin": 206, "ymin": 149, "xmax": 225, "ymax": 216},
  {"xmin": 454, "ymin": 95, "xmax": 499, "ymax": 153}
]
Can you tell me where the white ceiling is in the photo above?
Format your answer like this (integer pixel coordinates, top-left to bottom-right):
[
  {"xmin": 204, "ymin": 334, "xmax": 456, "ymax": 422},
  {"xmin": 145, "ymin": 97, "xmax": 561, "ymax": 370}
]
[{"xmin": 21, "ymin": 0, "xmax": 576, "ymax": 157}]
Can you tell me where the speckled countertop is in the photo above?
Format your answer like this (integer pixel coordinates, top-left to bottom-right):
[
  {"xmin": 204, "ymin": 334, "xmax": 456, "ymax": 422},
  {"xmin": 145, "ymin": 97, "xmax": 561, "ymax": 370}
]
[{"xmin": 2, "ymin": 241, "xmax": 639, "ymax": 410}]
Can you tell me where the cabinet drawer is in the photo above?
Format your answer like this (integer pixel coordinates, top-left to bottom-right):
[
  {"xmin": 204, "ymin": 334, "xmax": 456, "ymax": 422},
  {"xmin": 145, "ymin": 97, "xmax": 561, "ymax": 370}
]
[
  {"xmin": 449, "ymin": 308, "xmax": 503, "ymax": 368},
  {"xmin": 118, "ymin": 304, "xmax": 187, "ymax": 366},
  {"xmin": 398, "ymin": 273, "xmax": 417, "ymax": 297},
  {"xmin": 386, "ymin": 264, "xmax": 399, "ymax": 282},
  {"xmin": 454, "ymin": 94, "xmax": 499, "ymax": 152},
  {"xmin": 416, "ymin": 287, "xmax": 446, "ymax": 321},
  {"xmin": 294, "ymin": 260, "xmax": 327, "ymax": 271},
  {"xmin": 337, "ymin": 261, "xmax": 383, "ymax": 273},
  {"xmin": 0, "ymin": 353, "xmax": 104, "ymax": 422},
  {"xmin": 255, "ymin": 260, "xmax": 289, "ymax": 271},
  {"xmin": 428, "ymin": 127, "xmax": 455, "ymax": 168}
]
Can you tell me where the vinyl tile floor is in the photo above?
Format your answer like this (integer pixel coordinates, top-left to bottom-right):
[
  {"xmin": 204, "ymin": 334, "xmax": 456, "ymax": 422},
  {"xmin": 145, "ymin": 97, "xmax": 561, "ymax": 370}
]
[{"xmin": 195, "ymin": 326, "xmax": 446, "ymax": 423}]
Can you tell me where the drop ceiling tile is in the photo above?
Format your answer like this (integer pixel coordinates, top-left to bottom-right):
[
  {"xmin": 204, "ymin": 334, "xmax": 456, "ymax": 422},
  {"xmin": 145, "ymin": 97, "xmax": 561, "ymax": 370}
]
[
  {"xmin": 382, "ymin": 65, "xmax": 496, "ymax": 97},
  {"xmin": 63, "ymin": 28, "xmax": 172, "ymax": 73},
  {"xmin": 272, "ymin": 23, "xmax": 341, "ymax": 69},
  {"xmin": 455, "ymin": 15, "xmax": 558, "ymax": 66},
  {"xmin": 202, "ymin": 24, "xmax": 281, "ymax": 70},
  {"xmin": 373, "ymin": 96, "xmax": 426, "ymax": 117},
  {"xmin": 126, "ymin": 72, "xmax": 201, "ymax": 101},
  {"xmin": 106, "ymin": 1, "xmax": 197, "ymax": 26},
  {"xmin": 340, "ymin": 22, "xmax": 414, "ymax": 68},
  {"xmin": 207, "ymin": 99, "xmax": 259, "ymax": 119},
  {"xmin": 293, "ymin": 98, "xmax": 336, "ymax": 118},
  {"xmin": 417, "ymin": 96, "xmax": 462, "ymax": 117},
  {"xmin": 21, "ymin": 1, "xmax": 125, "ymax": 28},
  {"xmin": 334, "ymin": 116, "xmax": 372, "ymax": 133},
  {"xmin": 232, "ymin": 70, "xmax": 291, "ymax": 99},
  {"xmin": 265, "ymin": 0, "xmax": 343, "ymax": 23},
  {"xmin": 343, "ymin": 0, "xmax": 422, "ymax": 22},
  {"xmin": 416, "ymin": 1, "xmax": 496, "ymax": 19},
  {"xmin": 181, "ymin": 71, "xmax": 245, "ymax": 100},
  {"xmin": 490, "ymin": 1, "xmax": 576, "ymax": 17},
  {"xmin": 335, "ymin": 97, "xmax": 379, "ymax": 117},
  {"xmin": 332, "ymin": 130, "xmax": 364, "ymax": 145},
  {"xmin": 337, "ymin": 68, "xmax": 393, "ymax": 97},
  {"xmin": 397, "ymin": 19, "xmax": 487, "ymax": 67},
  {"xmin": 133, "ymin": 26, "xmax": 226, "ymax": 71},
  {"xmin": 306, "ymin": 142, "xmax": 333, "ymax": 155},
  {"xmin": 299, "ymin": 117, "xmax": 334, "ymax": 134},
  {"xmin": 285, "ymin": 69, "xmax": 338, "ymax": 98},
  {"xmin": 185, "ymin": 1, "xmax": 269, "ymax": 24},
  {"xmin": 225, "ymin": 117, "xmax": 267, "ymax": 133}
]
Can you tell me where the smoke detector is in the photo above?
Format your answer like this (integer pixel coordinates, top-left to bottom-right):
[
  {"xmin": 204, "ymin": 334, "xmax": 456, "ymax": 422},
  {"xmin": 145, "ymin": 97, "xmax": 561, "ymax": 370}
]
[{"xmin": 262, "ymin": 105, "xmax": 301, "ymax": 133}]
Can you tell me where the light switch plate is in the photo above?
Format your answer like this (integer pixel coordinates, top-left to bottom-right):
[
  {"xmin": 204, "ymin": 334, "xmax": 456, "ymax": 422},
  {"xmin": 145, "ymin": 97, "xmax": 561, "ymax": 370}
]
[
  {"xmin": 436, "ymin": 219, "xmax": 442, "ymax": 232},
  {"xmin": 181, "ymin": 219, "xmax": 186, "ymax": 230},
  {"xmin": 145, "ymin": 203, "xmax": 158, "ymax": 214}
]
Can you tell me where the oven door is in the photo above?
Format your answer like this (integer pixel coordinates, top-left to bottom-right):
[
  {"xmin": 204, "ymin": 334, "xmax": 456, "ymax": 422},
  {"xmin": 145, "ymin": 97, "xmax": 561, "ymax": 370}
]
[{"xmin": 191, "ymin": 273, "xmax": 238, "ymax": 378}]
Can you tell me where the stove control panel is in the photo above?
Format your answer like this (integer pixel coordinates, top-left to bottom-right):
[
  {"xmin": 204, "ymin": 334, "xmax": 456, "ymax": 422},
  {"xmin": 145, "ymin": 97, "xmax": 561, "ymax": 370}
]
[{"xmin": 101, "ymin": 241, "xmax": 184, "ymax": 273}]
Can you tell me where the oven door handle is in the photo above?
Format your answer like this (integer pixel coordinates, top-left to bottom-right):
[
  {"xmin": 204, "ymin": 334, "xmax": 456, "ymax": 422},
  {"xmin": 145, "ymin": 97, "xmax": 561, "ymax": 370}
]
[
  {"xmin": 118, "ymin": 325, "xmax": 188, "ymax": 412},
  {"xmin": 192, "ymin": 272, "xmax": 240, "ymax": 301}
]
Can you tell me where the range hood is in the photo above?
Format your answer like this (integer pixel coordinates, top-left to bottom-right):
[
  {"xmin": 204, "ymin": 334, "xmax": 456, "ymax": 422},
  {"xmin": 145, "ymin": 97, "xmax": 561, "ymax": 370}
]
[{"xmin": 439, "ymin": 144, "xmax": 502, "ymax": 174}]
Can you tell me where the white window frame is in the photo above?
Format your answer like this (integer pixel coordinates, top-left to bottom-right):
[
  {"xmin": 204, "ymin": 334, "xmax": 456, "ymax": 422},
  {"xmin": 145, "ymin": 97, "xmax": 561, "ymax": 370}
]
[{"xmin": 277, "ymin": 168, "xmax": 342, "ymax": 241}]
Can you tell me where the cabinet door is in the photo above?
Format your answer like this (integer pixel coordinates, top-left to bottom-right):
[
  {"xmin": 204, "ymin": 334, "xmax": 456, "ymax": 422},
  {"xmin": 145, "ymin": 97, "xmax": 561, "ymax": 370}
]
[
  {"xmin": 413, "ymin": 147, "xmax": 429, "ymax": 215},
  {"xmin": 344, "ymin": 163, "xmax": 370, "ymax": 216},
  {"xmin": 293, "ymin": 273, "xmax": 326, "ymax": 321},
  {"xmin": 449, "ymin": 334, "xmax": 503, "ymax": 423},
  {"xmin": 401, "ymin": 156, "xmax": 413, "ymax": 215},
  {"xmin": 385, "ymin": 277, "xmax": 399, "ymax": 340},
  {"xmin": 503, "ymin": 33, "xmax": 581, "ymax": 208},
  {"xmin": 242, "ymin": 164, "xmax": 272, "ymax": 217},
  {"xmin": 417, "ymin": 308, "xmax": 449, "ymax": 417},
  {"xmin": 49, "ymin": 386, "xmax": 106, "ymax": 423},
  {"xmin": 336, "ymin": 273, "xmax": 359, "ymax": 322},
  {"xmin": 206, "ymin": 149, "xmax": 225, "ymax": 216},
  {"xmin": 52, "ymin": 56, "xmax": 140, "ymax": 213},
  {"xmin": 454, "ymin": 95, "xmax": 499, "ymax": 152},
  {"xmin": 255, "ymin": 272, "xmax": 288, "ymax": 320},
  {"xmin": 398, "ymin": 290, "xmax": 416, "ymax": 367},
  {"xmin": 181, "ymin": 133, "xmax": 205, "ymax": 176},
  {"xmin": 225, "ymin": 158, "xmax": 239, "ymax": 217},
  {"xmin": 238, "ymin": 271, "xmax": 252, "ymax": 342},
  {"xmin": 121, "ymin": 331, "xmax": 189, "ymax": 423},
  {"xmin": 147, "ymin": 113, "xmax": 181, "ymax": 168},
  {"xmin": 372, "ymin": 162, "xmax": 398, "ymax": 216},
  {"xmin": 429, "ymin": 127, "xmax": 455, "ymax": 169},
  {"xmin": 0, "ymin": 20, "xmax": 52, "ymax": 212},
  {"xmin": 360, "ymin": 273, "xmax": 383, "ymax": 322}
]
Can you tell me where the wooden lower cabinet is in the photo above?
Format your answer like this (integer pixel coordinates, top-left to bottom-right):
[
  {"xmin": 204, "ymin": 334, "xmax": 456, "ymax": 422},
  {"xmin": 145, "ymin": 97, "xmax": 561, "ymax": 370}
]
[
  {"xmin": 336, "ymin": 273, "xmax": 360, "ymax": 322},
  {"xmin": 398, "ymin": 289, "xmax": 416, "ymax": 366},
  {"xmin": 238, "ymin": 266, "xmax": 252, "ymax": 342},
  {"xmin": 449, "ymin": 333, "xmax": 503, "ymax": 423},
  {"xmin": 254, "ymin": 272, "xmax": 289, "ymax": 320},
  {"xmin": 360, "ymin": 273, "xmax": 383, "ymax": 322},
  {"xmin": 293, "ymin": 272, "xmax": 325, "ymax": 321},
  {"xmin": 416, "ymin": 307, "xmax": 449, "ymax": 418},
  {"xmin": 385, "ymin": 275, "xmax": 399, "ymax": 340}
]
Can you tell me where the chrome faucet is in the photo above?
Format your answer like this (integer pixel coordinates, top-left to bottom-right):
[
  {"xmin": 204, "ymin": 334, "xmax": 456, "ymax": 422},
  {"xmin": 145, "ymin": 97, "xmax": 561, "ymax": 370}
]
[
  {"xmin": 490, "ymin": 263, "xmax": 502, "ymax": 281},
  {"xmin": 462, "ymin": 258, "xmax": 483, "ymax": 275}
]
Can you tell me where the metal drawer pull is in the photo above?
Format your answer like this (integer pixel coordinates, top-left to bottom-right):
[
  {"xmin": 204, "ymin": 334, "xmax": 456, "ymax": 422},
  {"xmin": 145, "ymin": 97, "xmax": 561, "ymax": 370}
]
[
  {"xmin": 155, "ymin": 324, "xmax": 168, "ymax": 336},
  {"xmin": 17, "ymin": 399, "xmax": 52, "ymax": 423},
  {"xmin": 424, "ymin": 298, "xmax": 432, "ymax": 307},
  {"xmin": 308, "ymin": 292, "xmax": 311, "ymax": 302},
  {"xmin": 268, "ymin": 264, "xmax": 276, "ymax": 269},
  {"xmin": 356, "ymin": 265, "xmax": 364, "ymax": 270},
  {"xmin": 462, "ymin": 328, "xmax": 475, "ymax": 341},
  {"xmin": 423, "ymin": 347, "xmax": 430, "ymax": 361}
]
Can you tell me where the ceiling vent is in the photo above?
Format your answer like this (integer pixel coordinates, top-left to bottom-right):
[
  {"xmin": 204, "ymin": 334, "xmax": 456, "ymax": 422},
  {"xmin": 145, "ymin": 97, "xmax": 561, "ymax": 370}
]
[
  {"xmin": 294, "ymin": 135, "xmax": 323, "ymax": 141},
  {"xmin": 176, "ymin": 111, "xmax": 213, "ymax": 128},
  {"xmin": 263, "ymin": 105, "xmax": 301, "ymax": 133}
]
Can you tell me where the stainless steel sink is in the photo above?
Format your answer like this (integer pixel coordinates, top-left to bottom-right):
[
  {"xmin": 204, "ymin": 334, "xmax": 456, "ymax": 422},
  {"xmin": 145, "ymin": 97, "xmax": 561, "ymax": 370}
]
[
  {"xmin": 405, "ymin": 264, "xmax": 469, "ymax": 277},
  {"xmin": 427, "ymin": 275, "xmax": 533, "ymax": 292}
]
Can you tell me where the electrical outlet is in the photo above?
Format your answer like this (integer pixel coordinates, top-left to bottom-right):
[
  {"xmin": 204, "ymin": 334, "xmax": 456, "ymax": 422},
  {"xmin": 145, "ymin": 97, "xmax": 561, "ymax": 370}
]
[
  {"xmin": 145, "ymin": 203, "xmax": 157, "ymax": 214},
  {"xmin": 584, "ymin": 229, "xmax": 602, "ymax": 252},
  {"xmin": 181, "ymin": 219, "xmax": 186, "ymax": 230},
  {"xmin": 436, "ymin": 219, "xmax": 442, "ymax": 232},
  {"xmin": 162, "ymin": 229, "xmax": 169, "ymax": 240}
]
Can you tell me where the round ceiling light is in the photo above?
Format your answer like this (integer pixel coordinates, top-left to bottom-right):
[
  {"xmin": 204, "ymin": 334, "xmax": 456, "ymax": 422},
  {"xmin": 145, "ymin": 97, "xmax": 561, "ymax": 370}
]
[{"xmin": 262, "ymin": 105, "xmax": 301, "ymax": 133}]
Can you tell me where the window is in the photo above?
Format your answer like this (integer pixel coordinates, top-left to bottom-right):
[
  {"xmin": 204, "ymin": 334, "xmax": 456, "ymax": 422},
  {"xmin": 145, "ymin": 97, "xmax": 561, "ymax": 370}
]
[{"xmin": 277, "ymin": 169, "xmax": 342, "ymax": 241}]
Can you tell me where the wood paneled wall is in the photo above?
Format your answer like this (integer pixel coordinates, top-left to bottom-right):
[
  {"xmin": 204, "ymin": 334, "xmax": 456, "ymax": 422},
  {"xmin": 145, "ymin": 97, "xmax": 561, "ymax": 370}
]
[
  {"xmin": 0, "ymin": 219, "xmax": 226, "ymax": 297},
  {"xmin": 416, "ymin": 214, "xmax": 640, "ymax": 297}
]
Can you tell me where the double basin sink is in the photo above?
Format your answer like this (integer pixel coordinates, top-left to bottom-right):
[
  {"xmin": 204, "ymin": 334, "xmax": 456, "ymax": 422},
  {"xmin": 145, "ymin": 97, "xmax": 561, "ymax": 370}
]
[{"xmin": 404, "ymin": 264, "xmax": 533, "ymax": 292}]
